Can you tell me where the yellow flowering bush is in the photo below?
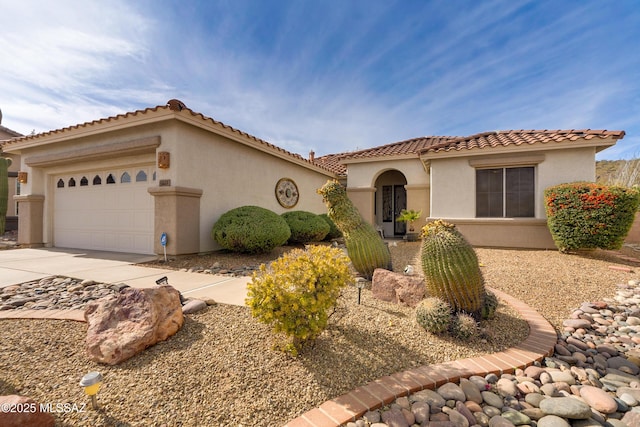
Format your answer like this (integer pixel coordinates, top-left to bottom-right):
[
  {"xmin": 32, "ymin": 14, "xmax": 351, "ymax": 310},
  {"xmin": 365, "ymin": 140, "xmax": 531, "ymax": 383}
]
[{"xmin": 246, "ymin": 245, "xmax": 354, "ymax": 355}]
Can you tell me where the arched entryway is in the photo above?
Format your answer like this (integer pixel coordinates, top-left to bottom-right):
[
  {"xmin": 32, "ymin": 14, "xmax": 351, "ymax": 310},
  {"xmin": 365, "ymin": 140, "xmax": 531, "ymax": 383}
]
[{"xmin": 374, "ymin": 170, "xmax": 408, "ymax": 238}]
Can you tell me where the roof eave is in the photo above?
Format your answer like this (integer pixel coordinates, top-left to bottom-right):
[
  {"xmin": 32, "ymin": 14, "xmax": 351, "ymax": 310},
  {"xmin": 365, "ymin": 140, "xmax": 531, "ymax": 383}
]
[{"xmin": 340, "ymin": 153, "xmax": 418, "ymax": 164}]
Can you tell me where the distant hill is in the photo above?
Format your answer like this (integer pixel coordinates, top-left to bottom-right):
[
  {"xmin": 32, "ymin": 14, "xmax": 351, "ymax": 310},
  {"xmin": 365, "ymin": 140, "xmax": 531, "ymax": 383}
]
[{"xmin": 596, "ymin": 159, "xmax": 640, "ymax": 187}]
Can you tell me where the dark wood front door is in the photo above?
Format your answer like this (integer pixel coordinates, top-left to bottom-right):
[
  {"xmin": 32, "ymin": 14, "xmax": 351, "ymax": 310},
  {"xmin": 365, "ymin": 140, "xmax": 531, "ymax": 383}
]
[{"xmin": 394, "ymin": 185, "xmax": 407, "ymax": 235}]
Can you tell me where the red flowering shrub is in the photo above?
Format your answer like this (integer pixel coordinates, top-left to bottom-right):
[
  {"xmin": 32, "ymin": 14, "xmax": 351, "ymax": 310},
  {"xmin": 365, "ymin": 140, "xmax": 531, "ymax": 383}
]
[{"xmin": 544, "ymin": 182, "xmax": 640, "ymax": 252}]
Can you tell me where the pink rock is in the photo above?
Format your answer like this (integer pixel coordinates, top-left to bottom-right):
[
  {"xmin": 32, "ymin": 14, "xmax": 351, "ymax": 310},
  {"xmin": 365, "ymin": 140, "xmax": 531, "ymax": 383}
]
[
  {"xmin": 524, "ymin": 365, "xmax": 545, "ymax": 379},
  {"xmin": 579, "ymin": 385, "xmax": 618, "ymax": 414},
  {"xmin": 464, "ymin": 401, "xmax": 483, "ymax": 412},
  {"xmin": 0, "ymin": 395, "xmax": 55, "ymax": 427},
  {"xmin": 562, "ymin": 319, "xmax": 592, "ymax": 329},
  {"xmin": 496, "ymin": 378, "xmax": 518, "ymax": 397},
  {"xmin": 371, "ymin": 268, "xmax": 425, "ymax": 307},
  {"xmin": 84, "ymin": 285, "xmax": 184, "ymax": 365}
]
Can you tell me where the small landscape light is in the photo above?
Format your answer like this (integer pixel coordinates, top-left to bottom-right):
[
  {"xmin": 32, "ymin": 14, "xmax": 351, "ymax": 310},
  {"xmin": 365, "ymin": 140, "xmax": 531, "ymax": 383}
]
[
  {"xmin": 355, "ymin": 278, "xmax": 367, "ymax": 305},
  {"xmin": 156, "ymin": 276, "xmax": 169, "ymax": 286},
  {"xmin": 79, "ymin": 371, "xmax": 103, "ymax": 410}
]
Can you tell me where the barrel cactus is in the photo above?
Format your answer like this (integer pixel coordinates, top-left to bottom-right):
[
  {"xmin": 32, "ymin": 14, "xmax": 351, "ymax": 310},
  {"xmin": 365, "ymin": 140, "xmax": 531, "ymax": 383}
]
[
  {"xmin": 481, "ymin": 290, "xmax": 498, "ymax": 320},
  {"xmin": 452, "ymin": 312, "xmax": 478, "ymax": 339},
  {"xmin": 415, "ymin": 297, "xmax": 451, "ymax": 334},
  {"xmin": 0, "ymin": 157, "xmax": 11, "ymax": 235},
  {"xmin": 421, "ymin": 220, "xmax": 485, "ymax": 319},
  {"xmin": 317, "ymin": 180, "xmax": 391, "ymax": 279}
]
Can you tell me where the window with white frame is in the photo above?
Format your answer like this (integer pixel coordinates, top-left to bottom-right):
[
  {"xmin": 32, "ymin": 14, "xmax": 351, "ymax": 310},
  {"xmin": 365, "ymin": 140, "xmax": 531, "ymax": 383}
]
[{"xmin": 476, "ymin": 166, "xmax": 535, "ymax": 218}]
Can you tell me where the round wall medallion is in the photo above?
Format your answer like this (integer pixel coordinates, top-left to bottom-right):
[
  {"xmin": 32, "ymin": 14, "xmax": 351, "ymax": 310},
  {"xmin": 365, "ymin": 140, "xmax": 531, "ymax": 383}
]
[{"xmin": 275, "ymin": 178, "xmax": 299, "ymax": 208}]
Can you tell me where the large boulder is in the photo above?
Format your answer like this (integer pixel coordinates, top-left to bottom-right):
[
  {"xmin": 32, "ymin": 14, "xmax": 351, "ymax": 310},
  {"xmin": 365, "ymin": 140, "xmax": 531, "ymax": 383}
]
[
  {"xmin": 84, "ymin": 285, "xmax": 184, "ymax": 365},
  {"xmin": 0, "ymin": 395, "xmax": 55, "ymax": 427},
  {"xmin": 371, "ymin": 268, "xmax": 425, "ymax": 307}
]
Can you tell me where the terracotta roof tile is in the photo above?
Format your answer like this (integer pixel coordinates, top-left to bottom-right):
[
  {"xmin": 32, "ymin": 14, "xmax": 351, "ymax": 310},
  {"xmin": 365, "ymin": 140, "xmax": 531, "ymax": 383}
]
[
  {"xmin": 0, "ymin": 100, "xmax": 336, "ymax": 175},
  {"xmin": 315, "ymin": 129, "xmax": 623, "ymax": 176},
  {"xmin": 420, "ymin": 129, "xmax": 625, "ymax": 154}
]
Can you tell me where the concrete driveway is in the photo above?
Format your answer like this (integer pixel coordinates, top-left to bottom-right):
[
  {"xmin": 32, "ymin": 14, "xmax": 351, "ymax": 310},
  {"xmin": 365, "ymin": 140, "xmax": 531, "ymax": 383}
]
[{"xmin": 0, "ymin": 248, "xmax": 249, "ymax": 306}]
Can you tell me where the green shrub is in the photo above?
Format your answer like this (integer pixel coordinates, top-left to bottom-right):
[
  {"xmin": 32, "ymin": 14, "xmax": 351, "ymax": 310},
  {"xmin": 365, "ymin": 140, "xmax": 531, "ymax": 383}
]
[
  {"xmin": 317, "ymin": 180, "xmax": 391, "ymax": 279},
  {"xmin": 452, "ymin": 312, "xmax": 478, "ymax": 339},
  {"xmin": 246, "ymin": 245, "xmax": 353, "ymax": 355},
  {"xmin": 211, "ymin": 206, "xmax": 291, "ymax": 253},
  {"xmin": 319, "ymin": 213, "xmax": 343, "ymax": 240},
  {"xmin": 481, "ymin": 291, "xmax": 498, "ymax": 320},
  {"xmin": 281, "ymin": 211, "xmax": 330, "ymax": 244},
  {"xmin": 415, "ymin": 297, "xmax": 452, "ymax": 334},
  {"xmin": 420, "ymin": 220, "xmax": 485, "ymax": 319},
  {"xmin": 544, "ymin": 182, "xmax": 640, "ymax": 252}
]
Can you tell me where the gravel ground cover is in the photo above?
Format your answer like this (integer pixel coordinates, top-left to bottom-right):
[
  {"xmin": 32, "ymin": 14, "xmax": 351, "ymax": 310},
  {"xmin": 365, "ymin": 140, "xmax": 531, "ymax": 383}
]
[{"xmin": 1, "ymin": 242, "xmax": 639, "ymax": 426}]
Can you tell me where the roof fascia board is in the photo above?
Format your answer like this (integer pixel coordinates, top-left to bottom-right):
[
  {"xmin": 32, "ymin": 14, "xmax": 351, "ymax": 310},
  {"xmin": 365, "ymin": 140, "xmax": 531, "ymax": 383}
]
[
  {"xmin": 2, "ymin": 109, "xmax": 175, "ymax": 152},
  {"xmin": 339, "ymin": 153, "xmax": 417, "ymax": 165}
]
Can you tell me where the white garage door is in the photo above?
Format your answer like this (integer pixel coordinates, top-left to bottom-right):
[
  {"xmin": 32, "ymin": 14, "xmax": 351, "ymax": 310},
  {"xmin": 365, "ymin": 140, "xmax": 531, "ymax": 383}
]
[{"xmin": 54, "ymin": 168, "xmax": 155, "ymax": 254}]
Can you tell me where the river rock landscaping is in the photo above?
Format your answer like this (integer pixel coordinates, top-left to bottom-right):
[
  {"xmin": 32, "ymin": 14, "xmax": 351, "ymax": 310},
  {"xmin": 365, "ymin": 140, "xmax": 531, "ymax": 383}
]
[
  {"xmin": 349, "ymin": 281, "xmax": 640, "ymax": 427},
  {"xmin": 0, "ymin": 243, "xmax": 639, "ymax": 426}
]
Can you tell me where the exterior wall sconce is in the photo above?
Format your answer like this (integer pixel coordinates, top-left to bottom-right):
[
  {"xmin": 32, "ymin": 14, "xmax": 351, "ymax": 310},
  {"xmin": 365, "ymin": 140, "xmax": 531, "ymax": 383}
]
[
  {"xmin": 158, "ymin": 152, "xmax": 170, "ymax": 169},
  {"xmin": 17, "ymin": 171, "xmax": 28, "ymax": 184}
]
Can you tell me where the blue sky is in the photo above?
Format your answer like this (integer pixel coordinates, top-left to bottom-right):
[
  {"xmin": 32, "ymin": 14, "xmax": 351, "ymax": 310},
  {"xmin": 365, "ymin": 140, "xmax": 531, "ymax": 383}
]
[{"xmin": 1, "ymin": 0, "xmax": 639, "ymax": 159}]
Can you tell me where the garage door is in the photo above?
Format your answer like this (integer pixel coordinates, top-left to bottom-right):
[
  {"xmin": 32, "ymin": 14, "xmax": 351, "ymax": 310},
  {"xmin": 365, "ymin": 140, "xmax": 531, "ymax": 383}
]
[{"xmin": 54, "ymin": 168, "xmax": 155, "ymax": 254}]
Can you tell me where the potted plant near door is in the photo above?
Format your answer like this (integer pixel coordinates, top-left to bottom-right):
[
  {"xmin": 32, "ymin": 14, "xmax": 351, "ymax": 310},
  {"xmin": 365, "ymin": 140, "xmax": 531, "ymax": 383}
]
[{"xmin": 396, "ymin": 209, "xmax": 422, "ymax": 241}]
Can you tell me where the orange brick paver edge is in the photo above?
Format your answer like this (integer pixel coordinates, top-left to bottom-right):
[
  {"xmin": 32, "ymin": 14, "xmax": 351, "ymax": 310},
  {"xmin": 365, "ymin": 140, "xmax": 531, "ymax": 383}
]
[
  {"xmin": 0, "ymin": 309, "xmax": 85, "ymax": 322},
  {"xmin": 283, "ymin": 286, "xmax": 556, "ymax": 427}
]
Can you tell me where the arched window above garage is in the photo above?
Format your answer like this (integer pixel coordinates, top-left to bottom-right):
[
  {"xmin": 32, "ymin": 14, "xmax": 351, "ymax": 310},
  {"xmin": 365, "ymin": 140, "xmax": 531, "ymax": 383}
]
[
  {"xmin": 136, "ymin": 170, "xmax": 147, "ymax": 182},
  {"xmin": 106, "ymin": 174, "xmax": 116, "ymax": 184},
  {"xmin": 121, "ymin": 172, "xmax": 131, "ymax": 183},
  {"xmin": 57, "ymin": 179, "xmax": 64, "ymax": 188},
  {"xmin": 80, "ymin": 176, "xmax": 88, "ymax": 186},
  {"xmin": 68, "ymin": 178, "xmax": 76, "ymax": 187},
  {"xmin": 93, "ymin": 175, "xmax": 101, "ymax": 185}
]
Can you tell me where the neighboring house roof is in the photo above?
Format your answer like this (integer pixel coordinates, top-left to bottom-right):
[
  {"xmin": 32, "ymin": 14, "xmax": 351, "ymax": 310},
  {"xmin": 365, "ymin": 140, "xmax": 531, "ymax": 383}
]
[
  {"xmin": 0, "ymin": 125, "xmax": 23, "ymax": 139},
  {"xmin": 316, "ymin": 129, "xmax": 625, "ymax": 176},
  {"xmin": 0, "ymin": 99, "xmax": 336, "ymax": 176}
]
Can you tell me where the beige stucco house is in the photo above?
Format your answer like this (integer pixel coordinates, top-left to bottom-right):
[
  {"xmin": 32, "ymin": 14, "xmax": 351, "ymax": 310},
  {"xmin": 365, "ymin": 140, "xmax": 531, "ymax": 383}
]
[
  {"xmin": 1, "ymin": 100, "xmax": 336, "ymax": 255},
  {"xmin": 0, "ymin": 110, "xmax": 23, "ymax": 231},
  {"xmin": 1, "ymin": 99, "xmax": 624, "ymax": 254},
  {"xmin": 318, "ymin": 129, "xmax": 624, "ymax": 249}
]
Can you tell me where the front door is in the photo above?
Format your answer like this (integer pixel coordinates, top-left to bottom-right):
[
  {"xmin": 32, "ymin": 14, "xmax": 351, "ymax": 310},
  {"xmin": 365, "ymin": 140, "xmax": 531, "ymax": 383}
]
[{"xmin": 394, "ymin": 185, "xmax": 407, "ymax": 235}]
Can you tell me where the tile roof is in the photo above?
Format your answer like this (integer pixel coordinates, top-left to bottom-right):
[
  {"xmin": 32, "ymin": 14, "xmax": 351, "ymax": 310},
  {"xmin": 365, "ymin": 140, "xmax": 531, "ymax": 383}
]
[
  {"xmin": 0, "ymin": 125, "xmax": 23, "ymax": 139},
  {"xmin": 0, "ymin": 100, "xmax": 336, "ymax": 175},
  {"xmin": 316, "ymin": 129, "xmax": 624, "ymax": 176},
  {"xmin": 420, "ymin": 129, "xmax": 625, "ymax": 154}
]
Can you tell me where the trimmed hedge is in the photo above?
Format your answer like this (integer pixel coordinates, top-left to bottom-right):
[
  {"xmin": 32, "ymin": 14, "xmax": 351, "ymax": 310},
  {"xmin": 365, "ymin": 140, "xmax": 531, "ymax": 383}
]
[
  {"xmin": 318, "ymin": 213, "xmax": 342, "ymax": 240},
  {"xmin": 281, "ymin": 211, "xmax": 330, "ymax": 244},
  {"xmin": 211, "ymin": 206, "xmax": 291, "ymax": 253},
  {"xmin": 544, "ymin": 182, "xmax": 640, "ymax": 252}
]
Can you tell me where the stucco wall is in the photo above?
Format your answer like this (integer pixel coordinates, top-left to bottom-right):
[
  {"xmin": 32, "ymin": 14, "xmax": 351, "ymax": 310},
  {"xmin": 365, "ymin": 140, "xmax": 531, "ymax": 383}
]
[
  {"xmin": 346, "ymin": 158, "xmax": 429, "ymax": 188},
  {"xmin": 430, "ymin": 146, "xmax": 598, "ymax": 219},
  {"xmin": 161, "ymin": 123, "xmax": 335, "ymax": 253},
  {"xmin": 346, "ymin": 158, "xmax": 430, "ymax": 234},
  {"xmin": 426, "ymin": 146, "xmax": 599, "ymax": 249}
]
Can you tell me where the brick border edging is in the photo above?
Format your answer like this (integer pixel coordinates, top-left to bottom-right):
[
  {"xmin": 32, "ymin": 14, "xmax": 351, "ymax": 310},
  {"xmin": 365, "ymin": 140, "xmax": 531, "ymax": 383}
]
[
  {"xmin": 0, "ymin": 309, "xmax": 85, "ymax": 322},
  {"xmin": 284, "ymin": 286, "xmax": 557, "ymax": 427}
]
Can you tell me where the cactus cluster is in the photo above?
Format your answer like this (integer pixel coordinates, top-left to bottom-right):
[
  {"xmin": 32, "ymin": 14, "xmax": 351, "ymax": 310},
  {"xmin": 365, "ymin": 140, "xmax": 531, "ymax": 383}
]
[
  {"xmin": 0, "ymin": 157, "xmax": 11, "ymax": 235},
  {"xmin": 415, "ymin": 297, "xmax": 452, "ymax": 334},
  {"xmin": 420, "ymin": 220, "xmax": 485, "ymax": 319},
  {"xmin": 481, "ymin": 291, "xmax": 498, "ymax": 320},
  {"xmin": 452, "ymin": 312, "xmax": 478, "ymax": 339},
  {"xmin": 317, "ymin": 180, "xmax": 391, "ymax": 279}
]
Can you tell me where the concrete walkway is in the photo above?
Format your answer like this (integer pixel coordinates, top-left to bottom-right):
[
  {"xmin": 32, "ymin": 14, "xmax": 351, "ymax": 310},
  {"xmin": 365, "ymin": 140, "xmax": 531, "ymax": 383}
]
[{"xmin": 0, "ymin": 248, "xmax": 250, "ymax": 306}]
